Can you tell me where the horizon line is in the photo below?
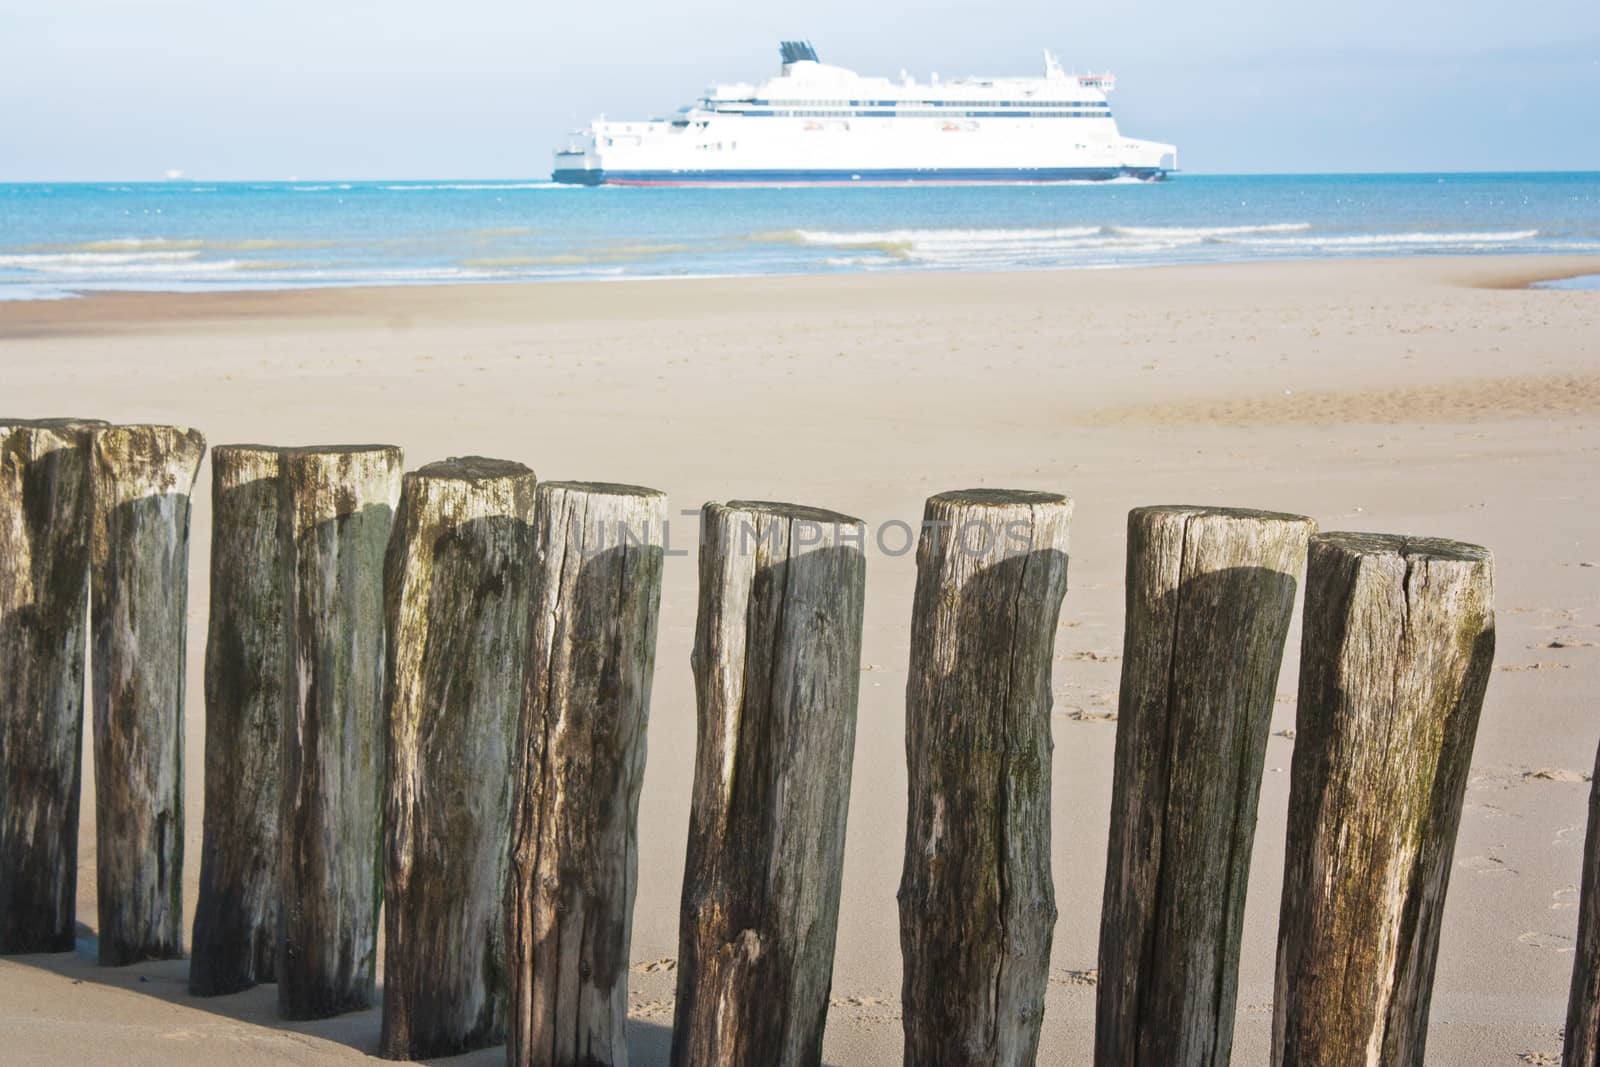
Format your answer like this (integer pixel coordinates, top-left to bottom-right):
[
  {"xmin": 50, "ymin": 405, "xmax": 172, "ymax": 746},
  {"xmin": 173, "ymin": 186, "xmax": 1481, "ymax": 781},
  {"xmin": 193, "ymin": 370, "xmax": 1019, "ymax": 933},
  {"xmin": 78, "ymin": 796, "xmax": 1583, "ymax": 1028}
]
[{"xmin": 4, "ymin": 168, "xmax": 1600, "ymax": 185}]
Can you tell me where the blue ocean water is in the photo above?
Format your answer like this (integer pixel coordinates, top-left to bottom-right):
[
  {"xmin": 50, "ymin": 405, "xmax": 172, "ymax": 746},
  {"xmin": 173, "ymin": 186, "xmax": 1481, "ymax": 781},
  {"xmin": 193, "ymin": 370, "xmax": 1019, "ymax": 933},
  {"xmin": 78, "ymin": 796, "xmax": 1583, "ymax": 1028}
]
[{"xmin": 1, "ymin": 172, "xmax": 1597, "ymax": 299}]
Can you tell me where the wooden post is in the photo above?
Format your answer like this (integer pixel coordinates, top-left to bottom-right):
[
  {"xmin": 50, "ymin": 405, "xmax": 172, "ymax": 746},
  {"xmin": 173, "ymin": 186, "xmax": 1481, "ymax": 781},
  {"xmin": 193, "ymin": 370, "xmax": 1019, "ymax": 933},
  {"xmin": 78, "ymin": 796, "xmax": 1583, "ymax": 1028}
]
[
  {"xmin": 191, "ymin": 444, "xmax": 286, "ymax": 995},
  {"xmin": 0, "ymin": 418, "xmax": 103, "ymax": 953},
  {"xmin": 1564, "ymin": 740, "xmax": 1600, "ymax": 1067},
  {"xmin": 379, "ymin": 457, "xmax": 538, "ymax": 1060},
  {"xmin": 898, "ymin": 490, "xmax": 1073, "ymax": 1067},
  {"xmin": 1274, "ymin": 533, "xmax": 1495, "ymax": 1067},
  {"xmin": 1095, "ymin": 505, "xmax": 1314, "ymax": 1067},
  {"xmin": 277, "ymin": 444, "xmax": 401, "ymax": 1020},
  {"xmin": 508, "ymin": 481, "xmax": 667, "ymax": 1067},
  {"xmin": 89, "ymin": 423, "xmax": 207, "ymax": 966},
  {"xmin": 672, "ymin": 500, "xmax": 867, "ymax": 1067}
]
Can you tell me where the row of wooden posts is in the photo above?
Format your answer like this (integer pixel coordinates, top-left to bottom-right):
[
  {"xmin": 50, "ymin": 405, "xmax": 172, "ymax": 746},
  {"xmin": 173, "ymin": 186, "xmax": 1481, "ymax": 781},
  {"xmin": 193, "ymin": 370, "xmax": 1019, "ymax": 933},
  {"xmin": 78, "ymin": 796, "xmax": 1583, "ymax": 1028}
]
[{"xmin": 0, "ymin": 416, "xmax": 1592, "ymax": 1066}]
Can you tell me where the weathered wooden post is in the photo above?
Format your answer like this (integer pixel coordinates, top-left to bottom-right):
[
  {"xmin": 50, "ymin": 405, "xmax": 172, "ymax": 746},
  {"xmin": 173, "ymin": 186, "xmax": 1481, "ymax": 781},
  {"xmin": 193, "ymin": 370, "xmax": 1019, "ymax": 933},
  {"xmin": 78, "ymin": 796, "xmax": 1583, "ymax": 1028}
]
[
  {"xmin": 277, "ymin": 444, "xmax": 401, "ymax": 1020},
  {"xmin": 89, "ymin": 423, "xmax": 207, "ymax": 966},
  {"xmin": 899, "ymin": 489, "xmax": 1072, "ymax": 1067},
  {"xmin": 1565, "ymin": 740, "xmax": 1600, "ymax": 1067},
  {"xmin": 508, "ymin": 482, "xmax": 667, "ymax": 1067},
  {"xmin": 1096, "ymin": 506, "xmax": 1314, "ymax": 1067},
  {"xmin": 0, "ymin": 418, "xmax": 103, "ymax": 954},
  {"xmin": 379, "ymin": 457, "xmax": 538, "ymax": 1060},
  {"xmin": 191, "ymin": 444, "xmax": 286, "ymax": 995},
  {"xmin": 672, "ymin": 500, "xmax": 867, "ymax": 1067},
  {"xmin": 1274, "ymin": 533, "xmax": 1495, "ymax": 1067}
]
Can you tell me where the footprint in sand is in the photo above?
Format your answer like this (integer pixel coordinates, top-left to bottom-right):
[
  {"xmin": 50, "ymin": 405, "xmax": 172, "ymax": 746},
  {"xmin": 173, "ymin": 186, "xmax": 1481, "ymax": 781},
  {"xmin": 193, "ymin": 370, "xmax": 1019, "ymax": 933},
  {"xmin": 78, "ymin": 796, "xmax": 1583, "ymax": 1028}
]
[
  {"xmin": 632, "ymin": 957, "xmax": 677, "ymax": 974},
  {"xmin": 629, "ymin": 998, "xmax": 674, "ymax": 1019},
  {"xmin": 1552, "ymin": 885, "xmax": 1580, "ymax": 911},
  {"xmin": 1555, "ymin": 824, "xmax": 1586, "ymax": 847},
  {"xmin": 1517, "ymin": 930, "xmax": 1575, "ymax": 952},
  {"xmin": 1463, "ymin": 800, "xmax": 1510, "ymax": 820},
  {"xmin": 1519, "ymin": 1052, "xmax": 1561, "ymax": 1065},
  {"xmin": 1524, "ymin": 768, "xmax": 1592, "ymax": 784},
  {"xmin": 1459, "ymin": 852, "xmax": 1516, "ymax": 875},
  {"xmin": 1049, "ymin": 968, "xmax": 1099, "ymax": 987},
  {"xmin": 1061, "ymin": 709, "xmax": 1118, "ymax": 723},
  {"xmin": 828, "ymin": 992, "xmax": 901, "ymax": 1026}
]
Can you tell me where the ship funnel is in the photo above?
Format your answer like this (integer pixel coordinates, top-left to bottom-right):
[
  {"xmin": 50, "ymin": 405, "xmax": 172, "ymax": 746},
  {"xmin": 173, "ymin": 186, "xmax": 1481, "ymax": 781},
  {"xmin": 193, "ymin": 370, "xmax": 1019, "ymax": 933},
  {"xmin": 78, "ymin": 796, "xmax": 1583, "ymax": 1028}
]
[{"xmin": 779, "ymin": 40, "xmax": 819, "ymax": 69}]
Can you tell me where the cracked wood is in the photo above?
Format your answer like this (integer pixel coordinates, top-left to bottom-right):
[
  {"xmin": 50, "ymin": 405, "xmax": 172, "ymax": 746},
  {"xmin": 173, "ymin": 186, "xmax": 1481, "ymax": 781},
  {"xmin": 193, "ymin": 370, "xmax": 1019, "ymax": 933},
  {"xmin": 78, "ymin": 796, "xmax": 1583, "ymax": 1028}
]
[
  {"xmin": 673, "ymin": 500, "xmax": 867, "ymax": 1067},
  {"xmin": 277, "ymin": 444, "xmax": 401, "ymax": 1019},
  {"xmin": 899, "ymin": 489, "xmax": 1073, "ymax": 1067},
  {"xmin": 1096, "ymin": 505, "xmax": 1314, "ymax": 1067},
  {"xmin": 191, "ymin": 444, "xmax": 288, "ymax": 995},
  {"xmin": 379, "ymin": 457, "xmax": 538, "ymax": 1060},
  {"xmin": 508, "ymin": 481, "xmax": 666, "ymax": 1067},
  {"xmin": 1273, "ymin": 532, "xmax": 1495, "ymax": 1067},
  {"xmin": 0, "ymin": 418, "xmax": 103, "ymax": 953},
  {"xmin": 90, "ymin": 423, "xmax": 206, "ymax": 966}
]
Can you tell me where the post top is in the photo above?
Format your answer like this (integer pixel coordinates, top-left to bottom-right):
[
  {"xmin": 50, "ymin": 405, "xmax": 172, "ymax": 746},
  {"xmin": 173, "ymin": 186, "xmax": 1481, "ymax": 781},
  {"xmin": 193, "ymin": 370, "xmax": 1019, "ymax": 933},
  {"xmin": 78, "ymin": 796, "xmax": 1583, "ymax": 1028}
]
[
  {"xmin": 281, "ymin": 443, "xmax": 402, "ymax": 457},
  {"xmin": 0, "ymin": 416, "xmax": 109, "ymax": 431},
  {"xmin": 90, "ymin": 424, "xmax": 208, "ymax": 465},
  {"xmin": 93, "ymin": 422, "xmax": 204, "ymax": 438},
  {"xmin": 217, "ymin": 443, "xmax": 404, "ymax": 464},
  {"xmin": 719, "ymin": 499, "xmax": 865, "ymax": 528},
  {"xmin": 929, "ymin": 488, "xmax": 1073, "ymax": 509},
  {"xmin": 1131, "ymin": 504, "xmax": 1315, "ymax": 526},
  {"xmin": 213, "ymin": 442, "xmax": 287, "ymax": 456},
  {"xmin": 412, "ymin": 455, "xmax": 535, "ymax": 483},
  {"xmin": 1316, "ymin": 531, "xmax": 1492, "ymax": 566},
  {"xmin": 542, "ymin": 479, "xmax": 665, "ymax": 500}
]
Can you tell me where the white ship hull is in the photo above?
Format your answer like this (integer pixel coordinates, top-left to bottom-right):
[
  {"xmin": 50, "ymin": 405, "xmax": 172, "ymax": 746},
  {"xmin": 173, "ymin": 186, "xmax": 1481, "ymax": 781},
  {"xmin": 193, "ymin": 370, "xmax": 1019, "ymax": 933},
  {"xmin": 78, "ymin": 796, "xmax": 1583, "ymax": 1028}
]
[{"xmin": 554, "ymin": 43, "xmax": 1177, "ymax": 186}]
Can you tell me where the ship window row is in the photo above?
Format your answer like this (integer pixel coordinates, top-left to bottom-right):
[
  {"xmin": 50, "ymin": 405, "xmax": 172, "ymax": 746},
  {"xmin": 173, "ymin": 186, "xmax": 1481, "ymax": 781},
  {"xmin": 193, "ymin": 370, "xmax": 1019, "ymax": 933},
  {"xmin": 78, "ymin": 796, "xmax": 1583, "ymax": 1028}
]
[
  {"xmin": 731, "ymin": 109, "xmax": 1113, "ymax": 119},
  {"xmin": 719, "ymin": 99, "xmax": 1110, "ymax": 110}
]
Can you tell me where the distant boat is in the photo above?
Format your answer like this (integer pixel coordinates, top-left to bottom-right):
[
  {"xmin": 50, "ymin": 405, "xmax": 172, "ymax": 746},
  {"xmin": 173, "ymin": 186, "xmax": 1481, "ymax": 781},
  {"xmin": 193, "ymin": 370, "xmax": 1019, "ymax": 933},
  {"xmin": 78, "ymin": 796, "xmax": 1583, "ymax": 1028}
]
[{"xmin": 553, "ymin": 41, "xmax": 1177, "ymax": 186}]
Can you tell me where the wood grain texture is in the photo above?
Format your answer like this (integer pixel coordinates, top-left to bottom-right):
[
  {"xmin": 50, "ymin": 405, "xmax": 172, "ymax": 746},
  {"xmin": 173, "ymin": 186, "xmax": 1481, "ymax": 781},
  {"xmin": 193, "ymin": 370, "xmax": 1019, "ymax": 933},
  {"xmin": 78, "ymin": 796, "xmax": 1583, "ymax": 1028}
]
[
  {"xmin": 1096, "ymin": 505, "xmax": 1314, "ymax": 1067},
  {"xmin": 899, "ymin": 488, "xmax": 1072, "ymax": 1067},
  {"xmin": 191, "ymin": 444, "xmax": 286, "ymax": 995},
  {"xmin": 1565, "ymin": 740, "xmax": 1600, "ymax": 1067},
  {"xmin": 1273, "ymin": 532, "xmax": 1495, "ymax": 1067},
  {"xmin": 672, "ymin": 500, "xmax": 867, "ymax": 1067},
  {"xmin": 379, "ymin": 457, "xmax": 538, "ymax": 1060},
  {"xmin": 89, "ymin": 423, "xmax": 206, "ymax": 966},
  {"xmin": 0, "ymin": 418, "xmax": 103, "ymax": 953},
  {"xmin": 508, "ymin": 481, "xmax": 666, "ymax": 1067},
  {"xmin": 277, "ymin": 444, "xmax": 401, "ymax": 1020}
]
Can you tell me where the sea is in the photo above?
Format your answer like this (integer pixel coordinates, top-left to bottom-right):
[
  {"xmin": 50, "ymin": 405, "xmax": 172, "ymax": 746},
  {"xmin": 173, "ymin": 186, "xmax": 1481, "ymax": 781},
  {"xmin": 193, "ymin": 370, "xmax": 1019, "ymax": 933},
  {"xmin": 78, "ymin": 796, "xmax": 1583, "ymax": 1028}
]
[{"xmin": 2, "ymin": 172, "xmax": 1598, "ymax": 300}]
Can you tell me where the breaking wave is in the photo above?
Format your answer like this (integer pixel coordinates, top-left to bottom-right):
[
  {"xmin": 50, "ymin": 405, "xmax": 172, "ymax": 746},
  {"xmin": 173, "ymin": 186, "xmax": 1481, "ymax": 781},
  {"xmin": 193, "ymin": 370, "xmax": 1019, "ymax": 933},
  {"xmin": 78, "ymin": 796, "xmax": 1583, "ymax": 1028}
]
[
  {"xmin": 743, "ymin": 223, "xmax": 1549, "ymax": 269},
  {"xmin": 1216, "ymin": 229, "xmax": 1540, "ymax": 247}
]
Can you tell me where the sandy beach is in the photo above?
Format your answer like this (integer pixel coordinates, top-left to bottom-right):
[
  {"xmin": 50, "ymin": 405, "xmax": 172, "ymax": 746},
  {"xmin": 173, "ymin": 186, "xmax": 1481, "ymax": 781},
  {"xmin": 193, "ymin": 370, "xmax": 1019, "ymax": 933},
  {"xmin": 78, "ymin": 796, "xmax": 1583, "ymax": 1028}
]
[{"xmin": 2, "ymin": 254, "xmax": 1598, "ymax": 1065}]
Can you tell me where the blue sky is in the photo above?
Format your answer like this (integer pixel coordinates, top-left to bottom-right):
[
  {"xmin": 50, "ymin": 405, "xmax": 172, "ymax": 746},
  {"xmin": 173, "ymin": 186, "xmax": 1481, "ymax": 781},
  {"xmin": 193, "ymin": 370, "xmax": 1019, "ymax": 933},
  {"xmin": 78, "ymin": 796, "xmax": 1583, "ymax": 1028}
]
[{"xmin": 1, "ymin": 0, "xmax": 1596, "ymax": 179}]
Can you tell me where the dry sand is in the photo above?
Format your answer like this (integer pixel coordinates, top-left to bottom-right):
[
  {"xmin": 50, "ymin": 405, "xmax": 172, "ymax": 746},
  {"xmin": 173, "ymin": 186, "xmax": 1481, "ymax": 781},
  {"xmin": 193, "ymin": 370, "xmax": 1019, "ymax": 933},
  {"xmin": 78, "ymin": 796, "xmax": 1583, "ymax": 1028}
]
[{"xmin": 1, "ymin": 255, "xmax": 1597, "ymax": 1065}]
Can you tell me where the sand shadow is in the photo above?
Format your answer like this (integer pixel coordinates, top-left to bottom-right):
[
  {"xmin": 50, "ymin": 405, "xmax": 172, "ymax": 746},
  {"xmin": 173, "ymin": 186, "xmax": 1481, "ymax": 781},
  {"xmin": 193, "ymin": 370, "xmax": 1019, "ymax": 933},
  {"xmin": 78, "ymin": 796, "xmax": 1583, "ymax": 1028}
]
[{"xmin": 5, "ymin": 932, "xmax": 677, "ymax": 1064}]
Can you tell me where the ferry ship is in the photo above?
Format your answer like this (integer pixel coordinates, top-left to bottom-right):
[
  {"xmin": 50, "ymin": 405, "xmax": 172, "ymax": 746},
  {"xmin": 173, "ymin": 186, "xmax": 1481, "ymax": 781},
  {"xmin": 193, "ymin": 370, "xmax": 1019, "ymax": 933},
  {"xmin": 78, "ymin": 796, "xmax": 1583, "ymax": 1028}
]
[{"xmin": 552, "ymin": 41, "xmax": 1177, "ymax": 186}]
